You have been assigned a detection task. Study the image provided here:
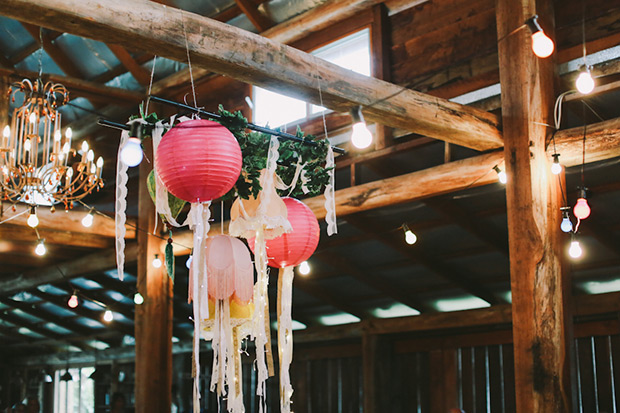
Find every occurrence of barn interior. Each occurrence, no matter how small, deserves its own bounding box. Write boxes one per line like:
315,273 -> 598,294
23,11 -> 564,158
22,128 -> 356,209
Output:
0,0 -> 620,411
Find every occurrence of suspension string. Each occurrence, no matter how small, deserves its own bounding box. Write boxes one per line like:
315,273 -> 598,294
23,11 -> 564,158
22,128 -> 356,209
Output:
145,56 -> 158,115
313,57 -> 329,140
38,28 -> 44,80
180,11 -> 197,109
581,102 -> 586,187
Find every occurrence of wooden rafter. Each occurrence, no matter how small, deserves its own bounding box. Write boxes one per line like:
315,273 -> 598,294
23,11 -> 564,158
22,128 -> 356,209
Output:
106,44 -> 152,86
345,215 -> 506,305
0,244 -> 138,295
234,0 -> 272,31
0,0 -> 502,151
0,224 -> 113,249
316,251 -> 435,313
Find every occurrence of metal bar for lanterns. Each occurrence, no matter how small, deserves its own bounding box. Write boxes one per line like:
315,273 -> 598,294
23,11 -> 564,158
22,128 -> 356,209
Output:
97,96 -> 346,154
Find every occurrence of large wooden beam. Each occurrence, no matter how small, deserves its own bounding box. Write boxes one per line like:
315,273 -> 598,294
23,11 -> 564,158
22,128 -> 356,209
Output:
496,0 -> 573,411
0,0 -> 503,151
0,206 -> 136,238
0,224 -> 113,249
0,67 -> 144,103
134,136 -> 172,413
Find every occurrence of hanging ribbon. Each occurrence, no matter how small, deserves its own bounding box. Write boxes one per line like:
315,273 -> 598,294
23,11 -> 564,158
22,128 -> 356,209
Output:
188,201 -> 211,413
324,145 -> 338,236
115,130 -> 129,281
277,266 -> 295,413
252,227 -> 270,413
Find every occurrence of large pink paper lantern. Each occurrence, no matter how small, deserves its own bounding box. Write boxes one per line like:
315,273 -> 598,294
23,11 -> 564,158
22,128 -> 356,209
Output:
155,119 -> 242,203
250,197 -> 320,268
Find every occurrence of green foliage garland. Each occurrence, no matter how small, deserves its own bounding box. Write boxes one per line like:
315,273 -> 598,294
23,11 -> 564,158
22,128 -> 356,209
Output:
135,106 -> 332,205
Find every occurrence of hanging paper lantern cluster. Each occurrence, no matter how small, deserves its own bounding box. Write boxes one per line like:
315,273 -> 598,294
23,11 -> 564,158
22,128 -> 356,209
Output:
155,119 -> 242,203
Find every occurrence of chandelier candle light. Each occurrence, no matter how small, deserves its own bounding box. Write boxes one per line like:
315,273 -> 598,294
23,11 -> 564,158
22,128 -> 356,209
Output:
1,79 -> 103,208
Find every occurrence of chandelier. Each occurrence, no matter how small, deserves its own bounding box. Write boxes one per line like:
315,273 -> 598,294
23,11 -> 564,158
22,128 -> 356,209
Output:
1,78 -> 104,208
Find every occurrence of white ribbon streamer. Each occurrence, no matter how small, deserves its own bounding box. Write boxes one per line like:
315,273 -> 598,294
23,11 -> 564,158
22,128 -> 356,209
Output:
278,266 -> 295,413
115,130 -> 129,281
324,145 -> 338,236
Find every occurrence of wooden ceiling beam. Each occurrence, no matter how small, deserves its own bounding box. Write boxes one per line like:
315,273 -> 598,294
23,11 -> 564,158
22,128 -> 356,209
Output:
345,215 -> 506,306
316,251 -> 435,313
0,224 -> 113,249
0,296 -> 113,342
0,0 -> 502,151
293,276 -> 374,320
0,243 -> 138,295
0,205 -> 136,238
30,289 -> 135,337
6,30 -> 62,65
234,0 -> 272,31
0,67 -> 144,103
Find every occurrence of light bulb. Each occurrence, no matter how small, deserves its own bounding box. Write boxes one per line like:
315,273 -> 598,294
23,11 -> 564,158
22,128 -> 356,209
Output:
152,255 -> 162,268
54,130 -> 62,141
24,139 -> 31,152
2,125 -> 9,138
186,255 -> 193,269
573,198 -> 591,220
29,112 -> 37,124
82,211 -> 94,228
551,154 -> 562,175
96,157 -> 104,168
62,142 -> 70,154
65,127 -> 72,139
351,122 -> 373,149
90,164 -> 96,174
87,149 -> 94,162
120,137 -> 143,167
493,166 -> 507,184
568,240 -> 582,258
531,31 -> 554,58
68,294 -> 79,309
27,211 -> 39,228
103,309 -> 114,322
81,141 -> 89,153
405,229 -> 417,245
133,292 -> 144,305
66,168 -> 73,179
576,70 -> 595,94
298,261 -> 310,275
560,216 -> 573,233
35,240 -> 46,256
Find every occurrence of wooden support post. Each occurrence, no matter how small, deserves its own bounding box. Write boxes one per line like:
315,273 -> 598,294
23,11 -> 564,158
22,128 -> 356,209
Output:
496,0 -> 574,411
362,333 -> 392,413
371,3 -> 392,150
429,349 -> 459,412
135,137 -> 173,413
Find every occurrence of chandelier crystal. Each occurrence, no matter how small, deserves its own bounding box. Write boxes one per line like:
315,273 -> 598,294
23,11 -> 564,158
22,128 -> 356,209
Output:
1,78 -> 103,207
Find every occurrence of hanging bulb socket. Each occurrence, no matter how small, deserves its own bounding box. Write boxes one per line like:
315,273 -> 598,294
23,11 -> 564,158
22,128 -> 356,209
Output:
402,223 -> 417,245
152,254 -> 162,268
568,236 -> 583,259
560,207 -> 573,233
27,206 -> 39,228
82,209 -> 95,228
35,239 -> 46,256
573,187 -> 591,220
67,293 -> 79,309
576,66 -> 595,95
493,166 -> 507,184
350,106 -> 373,149
526,15 -> 554,58
551,154 -> 562,175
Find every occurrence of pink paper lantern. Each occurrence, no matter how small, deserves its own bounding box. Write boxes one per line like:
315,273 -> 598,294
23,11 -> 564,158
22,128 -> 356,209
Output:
155,119 -> 242,203
249,197 -> 320,268
205,235 -> 254,303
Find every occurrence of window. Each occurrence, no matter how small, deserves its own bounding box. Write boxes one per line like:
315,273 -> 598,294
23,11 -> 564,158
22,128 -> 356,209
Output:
253,29 -> 371,128
54,367 -> 95,413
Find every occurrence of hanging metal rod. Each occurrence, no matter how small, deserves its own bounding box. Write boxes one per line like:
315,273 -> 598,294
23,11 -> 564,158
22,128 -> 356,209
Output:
97,95 -> 345,154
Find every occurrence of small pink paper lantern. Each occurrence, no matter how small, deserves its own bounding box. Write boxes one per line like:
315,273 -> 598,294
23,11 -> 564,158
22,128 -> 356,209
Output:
250,197 -> 320,268
155,119 -> 242,203
205,235 -> 254,303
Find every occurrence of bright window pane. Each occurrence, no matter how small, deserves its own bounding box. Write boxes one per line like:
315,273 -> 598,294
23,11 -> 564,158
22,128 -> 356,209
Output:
254,29 -> 370,126
253,87 -> 307,128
